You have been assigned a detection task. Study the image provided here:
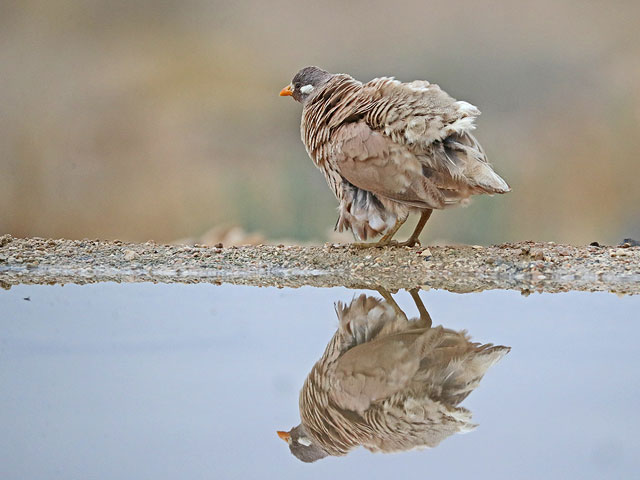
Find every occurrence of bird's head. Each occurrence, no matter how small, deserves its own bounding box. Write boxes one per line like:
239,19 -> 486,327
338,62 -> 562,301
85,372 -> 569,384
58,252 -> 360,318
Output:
276,424 -> 329,463
279,66 -> 333,104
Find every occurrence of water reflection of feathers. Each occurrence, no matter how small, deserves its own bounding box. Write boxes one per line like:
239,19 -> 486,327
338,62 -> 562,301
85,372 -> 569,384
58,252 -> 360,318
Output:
278,289 -> 510,463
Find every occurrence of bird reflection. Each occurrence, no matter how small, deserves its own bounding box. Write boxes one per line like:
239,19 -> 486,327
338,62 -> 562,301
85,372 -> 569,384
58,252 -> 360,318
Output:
277,288 -> 510,462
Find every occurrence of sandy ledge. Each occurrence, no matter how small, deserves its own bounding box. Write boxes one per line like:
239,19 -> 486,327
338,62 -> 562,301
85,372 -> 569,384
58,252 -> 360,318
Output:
0,235 -> 639,295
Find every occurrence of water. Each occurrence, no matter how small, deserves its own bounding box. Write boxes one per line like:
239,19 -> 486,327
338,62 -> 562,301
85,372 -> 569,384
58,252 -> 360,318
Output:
1,283 -> 639,479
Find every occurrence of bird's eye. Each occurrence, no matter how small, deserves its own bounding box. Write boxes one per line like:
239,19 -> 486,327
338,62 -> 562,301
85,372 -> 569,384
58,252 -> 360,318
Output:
297,436 -> 312,446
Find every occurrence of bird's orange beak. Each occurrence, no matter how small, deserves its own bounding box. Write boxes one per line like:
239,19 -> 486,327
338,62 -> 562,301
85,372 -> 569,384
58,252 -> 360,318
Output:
279,84 -> 293,97
277,430 -> 291,443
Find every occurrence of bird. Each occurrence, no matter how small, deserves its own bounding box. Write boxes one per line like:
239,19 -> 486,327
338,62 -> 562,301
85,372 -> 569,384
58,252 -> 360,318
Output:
280,66 -> 510,247
276,289 -> 510,462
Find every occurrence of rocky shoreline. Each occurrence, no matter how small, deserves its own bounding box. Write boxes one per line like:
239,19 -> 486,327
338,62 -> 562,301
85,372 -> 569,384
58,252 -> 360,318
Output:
1,235 -> 639,294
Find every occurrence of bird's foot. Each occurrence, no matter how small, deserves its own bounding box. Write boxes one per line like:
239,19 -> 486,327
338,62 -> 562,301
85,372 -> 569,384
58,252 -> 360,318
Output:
350,238 -> 421,248
399,239 -> 421,247
393,238 -> 421,248
350,241 -> 392,249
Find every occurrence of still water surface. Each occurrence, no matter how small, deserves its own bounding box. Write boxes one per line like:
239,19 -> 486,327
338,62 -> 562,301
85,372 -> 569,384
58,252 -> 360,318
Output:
1,284 -> 639,479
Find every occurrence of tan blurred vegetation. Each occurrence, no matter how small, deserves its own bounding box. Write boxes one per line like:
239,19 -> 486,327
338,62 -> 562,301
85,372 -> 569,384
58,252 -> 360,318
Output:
1,0 -> 639,245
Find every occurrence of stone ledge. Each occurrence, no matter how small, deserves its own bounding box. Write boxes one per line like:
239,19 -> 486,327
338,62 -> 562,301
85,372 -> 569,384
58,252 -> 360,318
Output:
1,235 -> 639,294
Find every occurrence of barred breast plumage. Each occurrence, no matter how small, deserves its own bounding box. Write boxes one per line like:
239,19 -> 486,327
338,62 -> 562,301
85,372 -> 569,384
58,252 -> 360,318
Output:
280,66 -> 510,246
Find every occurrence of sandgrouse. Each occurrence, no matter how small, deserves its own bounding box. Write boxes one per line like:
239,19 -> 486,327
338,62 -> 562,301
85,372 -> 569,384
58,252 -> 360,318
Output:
277,290 -> 510,462
280,67 -> 510,247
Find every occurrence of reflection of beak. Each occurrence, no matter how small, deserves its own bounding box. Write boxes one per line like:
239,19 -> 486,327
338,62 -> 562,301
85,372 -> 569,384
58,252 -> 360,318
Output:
277,430 -> 291,443
279,84 -> 293,97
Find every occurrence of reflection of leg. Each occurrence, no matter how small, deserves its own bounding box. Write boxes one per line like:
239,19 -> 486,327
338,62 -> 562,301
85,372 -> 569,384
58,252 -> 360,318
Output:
408,288 -> 432,328
396,210 -> 432,247
351,216 -> 407,248
375,287 -> 408,322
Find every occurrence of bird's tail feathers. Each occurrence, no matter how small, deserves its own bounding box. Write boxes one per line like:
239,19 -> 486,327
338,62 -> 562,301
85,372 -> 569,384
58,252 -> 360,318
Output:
335,295 -> 397,346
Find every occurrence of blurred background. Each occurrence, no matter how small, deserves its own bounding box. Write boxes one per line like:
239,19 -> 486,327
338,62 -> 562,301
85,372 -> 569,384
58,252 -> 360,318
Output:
1,0 -> 639,246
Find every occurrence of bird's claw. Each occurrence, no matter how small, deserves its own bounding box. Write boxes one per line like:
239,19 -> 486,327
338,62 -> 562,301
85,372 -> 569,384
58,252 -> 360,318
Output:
393,238 -> 421,248
350,241 -> 390,249
349,238 -> 421,248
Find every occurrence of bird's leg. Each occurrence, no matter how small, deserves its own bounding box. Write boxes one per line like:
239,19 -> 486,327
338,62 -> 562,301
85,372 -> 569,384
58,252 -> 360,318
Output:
395,209 -> 433,247
375,287 -> 409,322
408,288 -> 432,328
351,217 -> 407,248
